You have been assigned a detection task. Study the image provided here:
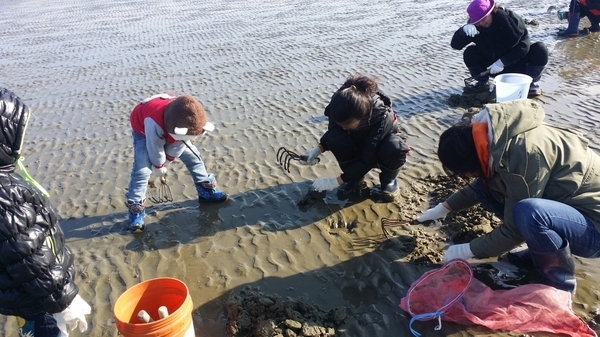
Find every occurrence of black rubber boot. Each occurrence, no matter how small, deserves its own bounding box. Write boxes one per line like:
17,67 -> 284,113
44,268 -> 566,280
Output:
338,179 -> 366,196
466,66 -> 490,92
337,160 -> 366,196
501,249 -> 535,269
379,167 -> 401,202
530,241 -> 576,292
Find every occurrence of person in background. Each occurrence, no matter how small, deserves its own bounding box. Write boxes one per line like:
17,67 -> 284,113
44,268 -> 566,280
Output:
0,88 -> 90,336
416,99 -> 600,292
451,0 -> 549,98
557,0 -> 600,36
126,94 -> 227,232
300,75 -> 410,202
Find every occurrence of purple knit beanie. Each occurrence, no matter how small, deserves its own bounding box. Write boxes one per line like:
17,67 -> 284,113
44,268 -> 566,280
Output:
467,0 -> 495,24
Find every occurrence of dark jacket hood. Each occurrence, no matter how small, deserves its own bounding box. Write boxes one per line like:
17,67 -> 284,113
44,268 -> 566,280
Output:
0,88 -> 30,168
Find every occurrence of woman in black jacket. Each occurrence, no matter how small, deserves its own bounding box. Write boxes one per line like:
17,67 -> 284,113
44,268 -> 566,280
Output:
451,0 -> 549,97
300,75 -> 409,202
0,88 -> 88,336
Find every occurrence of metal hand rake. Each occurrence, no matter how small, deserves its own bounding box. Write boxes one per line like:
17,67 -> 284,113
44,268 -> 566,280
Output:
149,176 -> 173,203
381,218 -> 413,239
276,147 -> 320,173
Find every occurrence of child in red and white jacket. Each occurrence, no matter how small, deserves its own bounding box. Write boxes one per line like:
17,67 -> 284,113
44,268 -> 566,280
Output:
126,94 -> 227,232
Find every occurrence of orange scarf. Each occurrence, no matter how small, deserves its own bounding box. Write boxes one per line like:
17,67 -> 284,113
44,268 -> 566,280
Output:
472,122 -> 491,179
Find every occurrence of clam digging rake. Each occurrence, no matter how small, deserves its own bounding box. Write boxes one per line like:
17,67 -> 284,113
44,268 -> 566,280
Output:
381,218 -> 413,239
149,176 -> 173,203
276,146 -> 320,173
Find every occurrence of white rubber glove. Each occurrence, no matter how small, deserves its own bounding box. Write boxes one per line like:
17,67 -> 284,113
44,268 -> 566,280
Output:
444,243 -> 475,263
416,203 -> 450,222
53,294 -> 92,336
299,147 -> 322,166
312,177 -> 340,192
487,59 -> 504,75
152,165 -> 168,176
463,24 -> 479,37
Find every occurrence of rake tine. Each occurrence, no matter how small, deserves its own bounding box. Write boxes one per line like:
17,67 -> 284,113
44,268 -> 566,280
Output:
382,218 -> 393,239
276,147 -> 321,173
148,176 -> 173,204
285,153 -> 293,173
277,147 -> 293,173
165,185 -> 173,202
157,183 -> 164,203
157,176 -> 173,203
277,147 -> 292,173
148,178 -> 159,203
161,176 -> 173,202
276,147 -> 287,166
381,218 -> 411,239
276,147 -> 283,164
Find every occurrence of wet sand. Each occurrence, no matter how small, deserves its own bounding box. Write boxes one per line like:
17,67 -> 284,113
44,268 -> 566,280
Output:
1,0 -> 600,336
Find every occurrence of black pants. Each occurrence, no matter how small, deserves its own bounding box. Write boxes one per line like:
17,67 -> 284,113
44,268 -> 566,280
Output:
18,313 -> 60,337
324,127 -> 408,181
571,0 -> 600,26
463,41 -> 549,73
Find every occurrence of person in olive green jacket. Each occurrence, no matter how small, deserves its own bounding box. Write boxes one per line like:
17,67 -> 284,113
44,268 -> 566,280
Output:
417,99 -> 600,292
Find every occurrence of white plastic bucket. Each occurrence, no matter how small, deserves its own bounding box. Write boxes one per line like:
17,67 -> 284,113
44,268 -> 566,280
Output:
494,73 -> 532,103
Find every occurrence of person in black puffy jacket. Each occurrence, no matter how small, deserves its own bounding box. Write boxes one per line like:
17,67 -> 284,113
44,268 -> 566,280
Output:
298,75 -> 410,202
0,88 -> 89,336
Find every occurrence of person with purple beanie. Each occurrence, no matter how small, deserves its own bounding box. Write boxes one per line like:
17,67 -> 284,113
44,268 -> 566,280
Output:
450,0 -> 549,97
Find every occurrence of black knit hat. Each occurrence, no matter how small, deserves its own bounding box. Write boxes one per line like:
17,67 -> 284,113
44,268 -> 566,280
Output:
437,124 -> 482,177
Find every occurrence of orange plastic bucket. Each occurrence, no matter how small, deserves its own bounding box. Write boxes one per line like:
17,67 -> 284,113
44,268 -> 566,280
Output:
114,277 -> 195,337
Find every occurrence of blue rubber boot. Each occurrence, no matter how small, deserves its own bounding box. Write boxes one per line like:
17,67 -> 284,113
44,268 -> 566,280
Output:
196,174 -> 228,203
126,200 -> 146,233
558,11 -> 581,37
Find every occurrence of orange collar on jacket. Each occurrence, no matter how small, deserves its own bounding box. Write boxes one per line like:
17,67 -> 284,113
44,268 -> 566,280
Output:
472,122 -> 491,179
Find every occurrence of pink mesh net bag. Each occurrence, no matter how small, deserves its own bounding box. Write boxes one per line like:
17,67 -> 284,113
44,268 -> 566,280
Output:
399,259 -> 596,337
